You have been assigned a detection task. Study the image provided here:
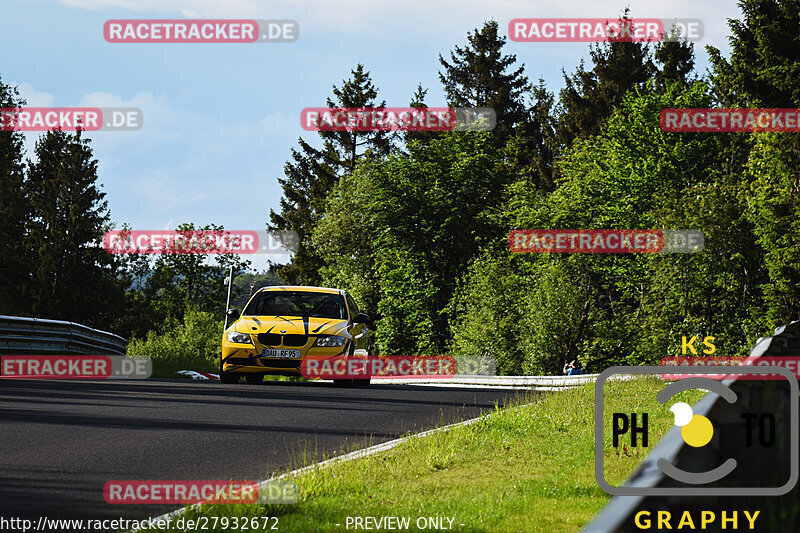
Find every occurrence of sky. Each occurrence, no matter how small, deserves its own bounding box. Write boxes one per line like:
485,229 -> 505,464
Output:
0,0 -> 741,270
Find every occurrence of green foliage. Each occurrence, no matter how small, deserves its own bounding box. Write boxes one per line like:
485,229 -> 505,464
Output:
450,256 -> 590,375
314,160 -> 382,317
707,0 -> 800,107
449,254 -> 528,374
519,260 -> 589,374
141,223 -> 251,327
654,37 -> 696,92
315,131 -> 509,355
126,307 -> 223,375
745,134 -> 800,326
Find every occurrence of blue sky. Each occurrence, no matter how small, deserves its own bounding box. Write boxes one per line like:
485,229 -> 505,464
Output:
1,0 -> 739,270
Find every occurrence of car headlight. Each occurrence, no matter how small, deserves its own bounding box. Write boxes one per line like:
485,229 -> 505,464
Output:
313,335 -> 345,347
226,331 -> 253,344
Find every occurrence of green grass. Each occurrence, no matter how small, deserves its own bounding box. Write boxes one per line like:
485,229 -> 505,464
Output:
135,377 -> 703,533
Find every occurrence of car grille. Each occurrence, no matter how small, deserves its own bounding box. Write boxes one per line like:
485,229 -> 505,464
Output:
257,333 -> 281,345
283,334 -> 307,346
256,333 -> 308,346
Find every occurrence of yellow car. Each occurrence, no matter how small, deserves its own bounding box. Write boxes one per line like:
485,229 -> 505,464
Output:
220,285 -> 374,386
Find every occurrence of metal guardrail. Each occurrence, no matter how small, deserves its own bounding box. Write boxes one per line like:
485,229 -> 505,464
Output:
370,374 -> 600,387
584,320 -> 800,532
0,315 -> 127,355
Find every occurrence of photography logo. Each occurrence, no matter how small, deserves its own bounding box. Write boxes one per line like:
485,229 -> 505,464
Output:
595,366 -> 798,496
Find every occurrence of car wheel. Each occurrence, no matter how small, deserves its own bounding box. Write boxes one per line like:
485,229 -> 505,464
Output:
245,374 -> 263,384
219,359 -> 240,384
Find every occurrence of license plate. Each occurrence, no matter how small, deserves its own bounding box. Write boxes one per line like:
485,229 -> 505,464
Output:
262,348 -> 301,359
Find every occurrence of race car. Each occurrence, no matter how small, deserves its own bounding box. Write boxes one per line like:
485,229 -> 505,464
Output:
220,285 -> 374,386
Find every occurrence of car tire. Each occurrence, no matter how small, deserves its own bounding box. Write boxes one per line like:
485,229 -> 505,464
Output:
245,374 -> 263,385
219,360 -> 240,384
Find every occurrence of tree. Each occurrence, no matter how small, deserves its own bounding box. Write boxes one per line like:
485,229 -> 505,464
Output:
143,223 -> 251,326
322,64 -> 392,172
706,0 -> 800,327
23,128 -> 123,326
707,0 -> 800,107
269,64 -> 390,285
313,161 -> 383,318
654,34 -> 696,91
316,131 -> 509,354
268,142 -> 338,284
404,83 -> 436,146
557,11 -> 656,146
502,80 -> 557,192
745,134 -> 800,327
0,78 -> 30,314
439,20 -> 530,148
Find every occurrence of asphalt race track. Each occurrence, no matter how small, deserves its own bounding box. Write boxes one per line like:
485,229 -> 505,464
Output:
0,379 -> 523,521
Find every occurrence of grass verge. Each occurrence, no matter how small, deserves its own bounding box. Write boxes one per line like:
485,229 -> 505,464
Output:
136,377 -> 702,532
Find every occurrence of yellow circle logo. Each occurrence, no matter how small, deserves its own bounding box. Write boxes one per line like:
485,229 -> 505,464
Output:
670,402 -> 714,447
680,415 -> 714,447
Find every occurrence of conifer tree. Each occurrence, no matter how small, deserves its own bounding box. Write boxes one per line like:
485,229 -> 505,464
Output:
439,20 -> 530,148
269,65 -> 390,285
0,78 -> 30,314
24,128 -> 122,325
557,11 -> 656,146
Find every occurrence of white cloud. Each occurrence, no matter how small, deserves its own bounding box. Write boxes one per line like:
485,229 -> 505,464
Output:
59,0 -> 738,49
15,82 -> 55,106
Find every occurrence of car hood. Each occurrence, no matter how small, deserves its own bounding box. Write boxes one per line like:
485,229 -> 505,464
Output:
235,316 -> 350,336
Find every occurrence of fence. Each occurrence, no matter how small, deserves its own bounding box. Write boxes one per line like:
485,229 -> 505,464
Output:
0,315 -> 127,356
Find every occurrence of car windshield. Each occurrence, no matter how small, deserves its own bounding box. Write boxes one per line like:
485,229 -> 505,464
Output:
243,291 -> 347,319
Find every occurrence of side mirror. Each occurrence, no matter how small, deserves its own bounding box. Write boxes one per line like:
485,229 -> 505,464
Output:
226,308 -> 240,319
352,313 -> 371,325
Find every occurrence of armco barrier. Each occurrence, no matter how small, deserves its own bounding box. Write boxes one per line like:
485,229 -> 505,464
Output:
371,374 -> 599,387
583,320 -> 800,532
0,315 -> 126,356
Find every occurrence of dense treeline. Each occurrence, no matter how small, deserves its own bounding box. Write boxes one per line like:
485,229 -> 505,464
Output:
271,3 -> 800,374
